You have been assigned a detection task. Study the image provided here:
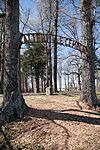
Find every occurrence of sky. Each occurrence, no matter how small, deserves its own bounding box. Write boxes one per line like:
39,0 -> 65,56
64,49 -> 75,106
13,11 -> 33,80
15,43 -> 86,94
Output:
20,0 -> 37,19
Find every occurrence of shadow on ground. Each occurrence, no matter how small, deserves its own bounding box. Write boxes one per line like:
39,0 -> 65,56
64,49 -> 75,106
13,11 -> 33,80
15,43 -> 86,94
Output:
25,107 -> 100,125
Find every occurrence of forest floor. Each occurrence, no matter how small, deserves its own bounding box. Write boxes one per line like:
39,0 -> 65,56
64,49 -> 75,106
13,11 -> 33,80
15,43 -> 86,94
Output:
0,92 -> 100,150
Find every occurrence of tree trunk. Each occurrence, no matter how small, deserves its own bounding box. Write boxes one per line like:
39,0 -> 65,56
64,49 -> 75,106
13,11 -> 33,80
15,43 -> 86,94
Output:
41,77 -> 44,93
1,0 -> 27,122
30,66 -> 34,93
67,75 -> 70,91
0,19 -> 3,93
45,44 -> 50,95
96,72 -> 100,91
44,77 -> 46,92
21,71 -> 24,93
31,75 -> 34,93
59,76 -> 62,92
25,76 -> 28,93
77,73 -> 81,91
64,74 -> 67,91
35,69 -> 40,93
48,0 -> 53,94
48,43 -> 53,94
0,18 -> 5,94
54,0 -> 59,93
80,0 -> 97,106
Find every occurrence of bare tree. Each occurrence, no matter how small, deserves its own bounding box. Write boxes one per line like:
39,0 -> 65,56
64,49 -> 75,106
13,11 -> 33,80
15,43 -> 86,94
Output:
80,0 -> 98,107
1,0 -> 27,122
0,0 -> 5,94
53,0 -> 59,93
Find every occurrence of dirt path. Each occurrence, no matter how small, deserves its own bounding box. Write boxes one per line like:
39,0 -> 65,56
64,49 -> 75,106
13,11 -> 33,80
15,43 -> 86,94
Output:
0,94 -> 100,150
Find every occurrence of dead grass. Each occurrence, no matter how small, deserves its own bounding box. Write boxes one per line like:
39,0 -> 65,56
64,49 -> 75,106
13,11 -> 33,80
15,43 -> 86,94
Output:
0,94 -> 100,150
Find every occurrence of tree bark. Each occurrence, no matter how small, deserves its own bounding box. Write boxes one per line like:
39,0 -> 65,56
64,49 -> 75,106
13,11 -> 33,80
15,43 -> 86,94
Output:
80,0 -> 97,106
0,19 -> 3,93
67,75 -> 70,91
59,76 -> 62,92
31,75 -> 34,93
48,43 -> 53,94
77,73 -> 81,91
0,18 -> 5,94
21,71 -> 24,93
64,74 -> 67,91
25,75 -> 28,93
30,65 -> 34,93
54,0 -> 59,93
35,69 -> 40,93
48,0 -> 53,94
1,0 -> 27,122
46,44 -> 50,95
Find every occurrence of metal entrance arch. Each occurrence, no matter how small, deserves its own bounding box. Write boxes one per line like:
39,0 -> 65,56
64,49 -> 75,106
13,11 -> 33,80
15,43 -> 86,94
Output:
21,33 -> 88,55
21,33 -> 88,94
